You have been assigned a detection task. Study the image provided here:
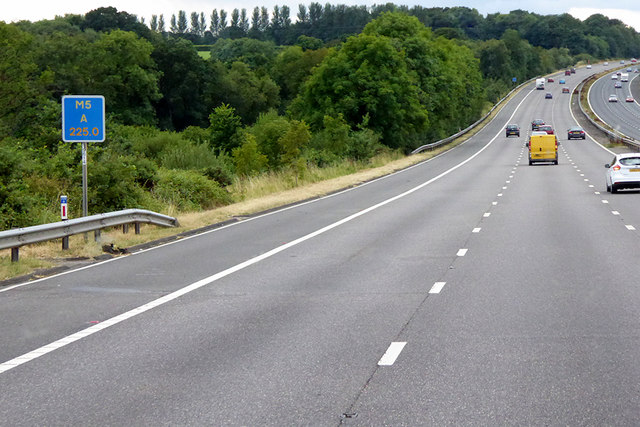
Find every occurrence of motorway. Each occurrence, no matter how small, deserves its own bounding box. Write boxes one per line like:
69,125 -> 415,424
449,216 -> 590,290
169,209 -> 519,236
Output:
588,63 -> 640,139
3,65 -> 640,425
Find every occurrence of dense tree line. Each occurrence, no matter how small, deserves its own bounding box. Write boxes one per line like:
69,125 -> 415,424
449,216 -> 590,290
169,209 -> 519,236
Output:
2,5 -> 640,230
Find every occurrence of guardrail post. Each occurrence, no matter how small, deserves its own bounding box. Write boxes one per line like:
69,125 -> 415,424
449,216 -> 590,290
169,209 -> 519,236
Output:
11,247 -> 19,262
134,222 -> 141,234
94,229 -> 101,242
123,224 -> 129,234
62,236 -> 69,250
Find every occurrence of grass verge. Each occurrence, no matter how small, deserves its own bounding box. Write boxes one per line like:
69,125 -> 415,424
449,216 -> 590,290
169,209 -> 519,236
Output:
0,88 -> 515,283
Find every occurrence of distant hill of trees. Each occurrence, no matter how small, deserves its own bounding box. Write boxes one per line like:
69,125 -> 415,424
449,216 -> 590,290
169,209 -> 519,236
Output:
1,5 -> 639,230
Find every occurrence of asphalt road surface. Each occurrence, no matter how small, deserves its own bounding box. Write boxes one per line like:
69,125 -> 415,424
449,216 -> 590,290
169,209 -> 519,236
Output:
3,67 -> 640,425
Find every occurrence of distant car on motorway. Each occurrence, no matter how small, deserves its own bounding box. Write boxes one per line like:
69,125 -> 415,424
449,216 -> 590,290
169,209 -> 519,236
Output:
615,81 -> 622,88
545,92 -> 553,99
531,119 -> 545,130
611,74 -> 618,80
505,124 -> 520,137
627,68 -> 633,72
606,153 -> 640,193
562,87 -> 570,94
604,61 -> 609,66
586,64 -> 592,69
547,78 -> 554,82
626,96 -> 635,103
570,68 -> 576,74
568,126 -> 586,140
538,124 -> 554,134
559,79 -> 566,84
564,70 -> 571,76
609,94 -> 618,102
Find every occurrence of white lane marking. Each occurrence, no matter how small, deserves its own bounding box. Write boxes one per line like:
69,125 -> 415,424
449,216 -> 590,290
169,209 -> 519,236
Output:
472,228 -> 481,233
574,166 -> 578,168
626,225 -> 636,230
492,201 -> 498,205
584,179 -> 589,182
502,186 -> 507,190
612,211 -> 620,215
484,213 -> 491,217
506,180 -> 511,183
429,282 -> 446,294
580,174 -> 585,176
0,90 -> 539,374
595,192 -> 601,195
457,249 -> 468,257
378,342 -> 407,366
589,185 -> 595,188
602,200 -> 609,204
497,193 -> 503,197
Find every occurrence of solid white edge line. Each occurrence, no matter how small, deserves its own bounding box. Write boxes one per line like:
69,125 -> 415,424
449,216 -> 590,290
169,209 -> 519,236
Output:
378,342 -> 407,366
0,81 -> 537,375
429,282 -> 446,294
2,85 -> 533,295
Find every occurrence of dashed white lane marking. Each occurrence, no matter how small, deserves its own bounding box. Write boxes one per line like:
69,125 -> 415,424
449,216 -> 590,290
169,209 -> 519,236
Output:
626,225 -> 636,230
506,180 -> 511,183
378,342 -> 407,366
492,201 -> 498,205
473,228 -> 481,233
457,249 -> 468,257
574,166 -> 578,168
0,87 -> 544,375
429,282 -> 447,294
612,211 -> 620,215
502,186 -> 507,190
584,179 -> 589,182
602,200 -> 609,204
595,192 -> 601,195
497,193 -> 503,197
484,213 -> 491,217
589,185 -> 594,188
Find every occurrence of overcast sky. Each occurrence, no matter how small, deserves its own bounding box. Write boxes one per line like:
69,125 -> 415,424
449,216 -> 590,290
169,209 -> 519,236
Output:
3,1 -> 640,32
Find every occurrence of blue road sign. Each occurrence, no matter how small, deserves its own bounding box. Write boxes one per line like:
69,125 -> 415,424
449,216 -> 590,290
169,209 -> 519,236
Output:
512,77 -> 517,83
62,95 -> 105,142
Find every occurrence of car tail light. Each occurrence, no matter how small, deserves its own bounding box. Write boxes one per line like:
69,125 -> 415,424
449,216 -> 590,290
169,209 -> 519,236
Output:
613,165 -> 621,171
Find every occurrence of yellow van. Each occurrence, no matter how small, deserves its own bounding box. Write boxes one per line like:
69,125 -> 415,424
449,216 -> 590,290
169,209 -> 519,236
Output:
528,133 -> 558,165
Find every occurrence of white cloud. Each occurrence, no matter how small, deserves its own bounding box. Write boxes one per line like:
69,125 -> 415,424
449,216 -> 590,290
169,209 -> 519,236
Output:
569,7 -> 640,32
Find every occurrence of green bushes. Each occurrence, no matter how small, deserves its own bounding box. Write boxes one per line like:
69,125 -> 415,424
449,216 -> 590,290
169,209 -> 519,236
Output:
153,169 -> 231,211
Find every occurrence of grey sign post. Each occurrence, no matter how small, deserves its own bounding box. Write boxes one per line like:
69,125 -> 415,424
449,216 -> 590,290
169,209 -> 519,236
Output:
61,95 -> 105,219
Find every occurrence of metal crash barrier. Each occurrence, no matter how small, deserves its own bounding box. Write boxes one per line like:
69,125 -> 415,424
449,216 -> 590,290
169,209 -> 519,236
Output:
0,209 -> 179,262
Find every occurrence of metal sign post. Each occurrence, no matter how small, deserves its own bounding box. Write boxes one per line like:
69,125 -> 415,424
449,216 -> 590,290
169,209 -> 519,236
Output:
61,95 -> 105,220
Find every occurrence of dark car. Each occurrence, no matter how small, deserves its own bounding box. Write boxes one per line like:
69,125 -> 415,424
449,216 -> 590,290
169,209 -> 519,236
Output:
538,124 -> 554,135
505,124 -> 520,137
568,126 -> 586,140
545,92 -> 553,99
531,119 -> 545,130
570,68 -> 576,74
562,87 -> 570,93
565,70 -> 571,76
547,78 -> 555,83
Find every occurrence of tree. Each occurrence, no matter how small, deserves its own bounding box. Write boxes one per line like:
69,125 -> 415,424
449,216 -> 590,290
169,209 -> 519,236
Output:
158,14 -> 165,32
291,31 -> 427,150
152,37 -> 211,130
88,30 -> 161,125
177,10 -> 188,33
208,103 -> 243,152
210,9 -> 220,36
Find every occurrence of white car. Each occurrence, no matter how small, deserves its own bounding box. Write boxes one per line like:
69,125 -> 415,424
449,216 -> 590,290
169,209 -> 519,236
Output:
609,94 -> 618,102
606,154 -> 640,193
587,64 -> 592,69
604,61 -> 609,66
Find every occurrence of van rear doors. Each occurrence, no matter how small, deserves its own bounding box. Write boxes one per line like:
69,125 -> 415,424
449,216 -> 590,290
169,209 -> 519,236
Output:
528,134 -> 558,165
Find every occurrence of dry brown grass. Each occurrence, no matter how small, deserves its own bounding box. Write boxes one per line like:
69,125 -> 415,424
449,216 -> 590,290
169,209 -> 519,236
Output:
0,89 -> 514,282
